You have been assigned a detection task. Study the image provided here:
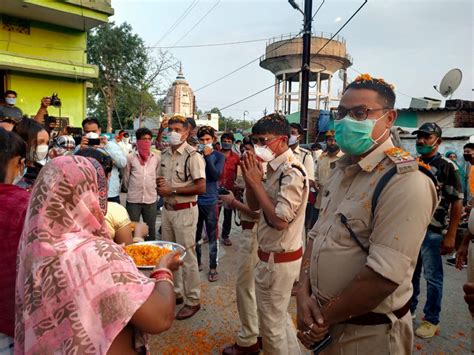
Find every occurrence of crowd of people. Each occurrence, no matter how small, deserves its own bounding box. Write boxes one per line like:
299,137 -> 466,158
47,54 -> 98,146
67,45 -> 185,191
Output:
1,73 -> 474,355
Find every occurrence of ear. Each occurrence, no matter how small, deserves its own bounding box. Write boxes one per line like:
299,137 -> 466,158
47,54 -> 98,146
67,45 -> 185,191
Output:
386,109 -> 397,127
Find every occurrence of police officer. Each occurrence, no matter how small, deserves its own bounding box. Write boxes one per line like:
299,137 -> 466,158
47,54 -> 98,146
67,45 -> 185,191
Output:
242,113 -> 308,354
314,143 -> 343,210
157,115 -> 206,320
222,137 -> 262,354
296,75 -> 438,354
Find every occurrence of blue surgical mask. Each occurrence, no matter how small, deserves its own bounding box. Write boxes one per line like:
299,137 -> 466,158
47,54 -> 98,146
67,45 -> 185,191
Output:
221,142 -> 233,150
198,143 -> 213,151
334,113 -> 388,156
5,97 -> 16,105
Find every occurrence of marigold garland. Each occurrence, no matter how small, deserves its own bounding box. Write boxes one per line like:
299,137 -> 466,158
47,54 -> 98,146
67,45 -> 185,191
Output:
416,158 -> 432,171
354,73 -> 396,90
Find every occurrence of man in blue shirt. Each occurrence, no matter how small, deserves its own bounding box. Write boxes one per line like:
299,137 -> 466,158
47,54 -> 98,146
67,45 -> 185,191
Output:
196,126 -> 225,282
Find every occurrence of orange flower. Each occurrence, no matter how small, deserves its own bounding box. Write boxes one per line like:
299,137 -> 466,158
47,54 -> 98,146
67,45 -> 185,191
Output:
124,244 -> 171,266
416,158 -> 432,171
385,147 -> 411,160
354,73 -> 373,82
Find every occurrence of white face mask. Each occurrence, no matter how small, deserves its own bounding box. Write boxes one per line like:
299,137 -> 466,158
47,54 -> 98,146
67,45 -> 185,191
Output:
254,145 -> 275,162
35,144 -> 49,162
5,97 -> 16,105
167,131 -> 184,146
289,134 -> 299,146
123,137 -> 130,144
12,161 -> 25,185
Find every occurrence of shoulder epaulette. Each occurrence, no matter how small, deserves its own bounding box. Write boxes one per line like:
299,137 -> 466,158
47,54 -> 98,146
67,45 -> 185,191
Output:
384,147 -> 418,174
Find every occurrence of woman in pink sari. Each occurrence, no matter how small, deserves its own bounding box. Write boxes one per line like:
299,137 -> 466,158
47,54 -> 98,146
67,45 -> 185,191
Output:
15,156 -> 181,355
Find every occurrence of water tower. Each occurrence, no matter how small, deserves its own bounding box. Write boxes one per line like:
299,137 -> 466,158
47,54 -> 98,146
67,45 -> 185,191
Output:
260,32 -> 352,114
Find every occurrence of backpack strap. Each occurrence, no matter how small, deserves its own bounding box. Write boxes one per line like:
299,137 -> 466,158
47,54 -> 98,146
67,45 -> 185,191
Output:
346,162 -> 439,254
371,165 -> 439,216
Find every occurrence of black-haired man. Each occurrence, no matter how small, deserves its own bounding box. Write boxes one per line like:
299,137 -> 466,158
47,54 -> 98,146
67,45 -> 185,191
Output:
78,117 -> 126,204
196,126 -> 225,282
297,75 -> 438,353
219,132 -> 240,246
123,128 -> 160,240
242,113 -> 308,354
0,90 -> 23,131
157,115 -> 206,320
410,122 -> 463,338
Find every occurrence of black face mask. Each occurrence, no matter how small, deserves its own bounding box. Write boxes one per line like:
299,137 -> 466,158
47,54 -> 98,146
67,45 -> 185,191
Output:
463,153 -> 472,162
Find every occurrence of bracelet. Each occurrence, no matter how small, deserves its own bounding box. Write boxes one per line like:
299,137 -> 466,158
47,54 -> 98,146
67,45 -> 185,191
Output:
151,267 -> 173,277
155,277 -> 174,287
150,270 -> 173,281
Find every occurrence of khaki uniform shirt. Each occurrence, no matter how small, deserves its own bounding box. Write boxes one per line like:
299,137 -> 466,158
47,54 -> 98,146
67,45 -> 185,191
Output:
315,151 -> 344,208
158,142 -> 206,204
293,145 -> 315,182
257,149 -> 309,253
309,138 -> 438,314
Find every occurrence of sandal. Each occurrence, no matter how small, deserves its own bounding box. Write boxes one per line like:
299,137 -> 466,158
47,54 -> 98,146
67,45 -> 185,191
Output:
208,270 -> 219,282
222,238 -> 232,246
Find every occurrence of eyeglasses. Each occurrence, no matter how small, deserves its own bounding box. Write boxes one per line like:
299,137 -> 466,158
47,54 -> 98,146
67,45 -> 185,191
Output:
331,106 -> 390,121
250,136 -> 281,146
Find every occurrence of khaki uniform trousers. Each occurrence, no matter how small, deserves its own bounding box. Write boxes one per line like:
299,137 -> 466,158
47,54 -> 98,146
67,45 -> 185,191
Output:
321,312 -> 413,355
236,225 -> 259,347
468,242 -> 474,352
161,205 -> 200,306
255,257 -> 301,355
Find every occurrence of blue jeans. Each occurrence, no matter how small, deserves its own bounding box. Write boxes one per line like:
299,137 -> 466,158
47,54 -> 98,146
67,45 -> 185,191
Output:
411,229 -> 443,325
196,204 -> 219,269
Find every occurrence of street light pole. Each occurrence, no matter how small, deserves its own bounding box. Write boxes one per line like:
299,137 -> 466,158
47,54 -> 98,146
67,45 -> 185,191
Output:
299,0 -> 313,144
243,110 -> 249,128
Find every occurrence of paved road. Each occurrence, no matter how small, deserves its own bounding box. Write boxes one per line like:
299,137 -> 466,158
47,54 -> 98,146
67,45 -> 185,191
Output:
147,210 -> 471,354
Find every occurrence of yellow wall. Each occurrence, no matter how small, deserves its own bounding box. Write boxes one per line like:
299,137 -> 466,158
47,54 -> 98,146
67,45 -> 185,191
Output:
0,20 -> 87,64
8,72 -> 86,127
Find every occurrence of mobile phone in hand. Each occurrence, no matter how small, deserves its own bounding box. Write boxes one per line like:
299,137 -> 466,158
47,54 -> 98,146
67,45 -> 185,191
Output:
311,335 -> 332,354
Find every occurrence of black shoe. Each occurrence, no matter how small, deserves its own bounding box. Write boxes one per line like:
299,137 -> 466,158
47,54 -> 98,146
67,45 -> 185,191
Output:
446,257 -> 456,267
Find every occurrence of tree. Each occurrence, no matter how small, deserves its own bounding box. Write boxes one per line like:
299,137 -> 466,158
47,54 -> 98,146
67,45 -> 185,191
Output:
87,22 -> 175,132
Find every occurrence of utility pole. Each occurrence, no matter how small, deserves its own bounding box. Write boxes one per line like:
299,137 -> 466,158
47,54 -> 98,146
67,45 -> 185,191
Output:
299,0 -> 313,144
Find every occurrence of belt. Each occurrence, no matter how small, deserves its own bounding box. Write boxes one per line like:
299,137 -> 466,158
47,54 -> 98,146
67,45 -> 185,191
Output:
257,247 -> 303,263
164,201 -> 197,211
241,221 -> 256,230
343,300 -> 411,326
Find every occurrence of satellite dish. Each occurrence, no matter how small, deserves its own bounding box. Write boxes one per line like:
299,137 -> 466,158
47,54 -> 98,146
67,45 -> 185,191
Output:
434,68 -> 462,98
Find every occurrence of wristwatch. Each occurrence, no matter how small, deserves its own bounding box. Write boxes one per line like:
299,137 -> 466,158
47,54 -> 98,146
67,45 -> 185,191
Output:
171,190 -> 177,197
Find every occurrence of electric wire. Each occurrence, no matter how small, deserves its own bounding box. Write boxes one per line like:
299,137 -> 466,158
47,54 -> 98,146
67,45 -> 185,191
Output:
217,0 -> 368,112
147,36 -> 282,49
311,0 -> 326,21
152,0 -> 199,47
172,0 -> 221,47
194,31 -> 303,93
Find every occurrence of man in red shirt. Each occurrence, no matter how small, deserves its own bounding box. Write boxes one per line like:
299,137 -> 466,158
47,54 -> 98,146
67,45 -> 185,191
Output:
219,132 -> 240,246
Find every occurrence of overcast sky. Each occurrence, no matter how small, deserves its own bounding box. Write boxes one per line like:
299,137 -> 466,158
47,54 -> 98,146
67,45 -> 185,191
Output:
111,0 -> 473,121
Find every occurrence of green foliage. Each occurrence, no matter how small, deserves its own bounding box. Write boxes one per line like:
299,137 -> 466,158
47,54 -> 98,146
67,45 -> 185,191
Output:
87,21 -> 164,131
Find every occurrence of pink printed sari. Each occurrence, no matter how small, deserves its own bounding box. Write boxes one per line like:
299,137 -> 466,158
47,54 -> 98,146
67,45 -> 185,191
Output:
14,156 -> 155,355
